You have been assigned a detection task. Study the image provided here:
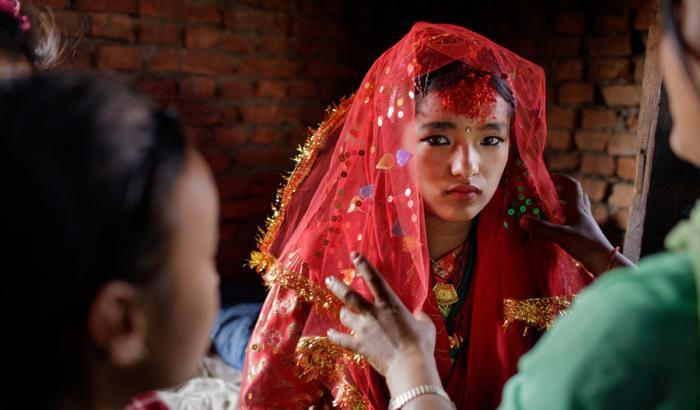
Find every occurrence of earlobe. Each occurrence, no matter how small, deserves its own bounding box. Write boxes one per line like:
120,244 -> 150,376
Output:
87,281 -> 150,367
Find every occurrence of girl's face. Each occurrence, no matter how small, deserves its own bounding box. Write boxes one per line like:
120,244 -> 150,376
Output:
661,0 -> 700,166
144,150 -> 220,386
415,91 -> 511,223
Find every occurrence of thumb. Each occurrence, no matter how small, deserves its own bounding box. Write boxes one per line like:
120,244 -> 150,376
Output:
519,215 -> 571,242
413,310 -> 432,323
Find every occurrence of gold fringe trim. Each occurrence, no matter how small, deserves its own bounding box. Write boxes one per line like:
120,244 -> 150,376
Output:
251,95 -> 356,271
296,336 -> 369,410
503,295 -> 575,336
263,258 -> 343,318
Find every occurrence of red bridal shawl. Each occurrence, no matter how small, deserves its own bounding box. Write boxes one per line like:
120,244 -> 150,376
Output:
240,22 -> 592,410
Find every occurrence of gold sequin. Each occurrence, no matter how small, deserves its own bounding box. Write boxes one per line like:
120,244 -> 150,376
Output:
503,295 -> 575,335
295,336 -> 369,410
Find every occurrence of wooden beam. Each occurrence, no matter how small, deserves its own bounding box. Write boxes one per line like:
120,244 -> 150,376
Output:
623,0 -> 662,262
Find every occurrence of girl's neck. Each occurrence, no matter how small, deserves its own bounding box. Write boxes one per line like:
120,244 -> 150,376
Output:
425,213 -> 473,260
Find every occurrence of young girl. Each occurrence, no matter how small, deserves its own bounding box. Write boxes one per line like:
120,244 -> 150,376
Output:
240,23 -> 611,409
0,72 -> 220,409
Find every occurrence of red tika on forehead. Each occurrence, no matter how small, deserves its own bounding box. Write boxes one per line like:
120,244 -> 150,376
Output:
437,74 -> 496,118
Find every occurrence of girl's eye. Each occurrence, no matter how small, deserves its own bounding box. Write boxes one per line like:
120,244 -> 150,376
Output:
481,136 -> 505,146
420,135 -> 450,146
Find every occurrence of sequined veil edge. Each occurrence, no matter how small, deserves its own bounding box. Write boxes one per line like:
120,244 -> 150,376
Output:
247,94 -> 370,409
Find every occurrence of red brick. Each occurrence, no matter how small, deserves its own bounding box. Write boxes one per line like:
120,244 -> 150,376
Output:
212,125 -> 249,146
581,178 -> 608,202
289,80 -> 316,98
634,0 -> 655,30
225,8 -> 288,33
180,77 -> 216,98
588,36 -> 632,56
556,59 -> 584,81
236,146 -> 293,167
608,133 -> 638,155
615,208 -> 630,229
594,13 -> 630,34
251,127 -> 287,144
547,106 -> 577,128
239,57 -> 301,77
140,21 -> 180,45
96,45 -> 142,70
140,0 -> 182,19
220,79 -> 255,98
138,78 -> 177,100
581,154 -> 616,176
558,83 -> 594,104
239,104 -> 304,125
221,199 -> 272,219
90,13 -> 134,41
555,13 -> 586,34
182,51 -> 235,75
217,175 -> 248,198
633,56 -> 646,82
182,103 -> 222,125
542,37 -> 581,57
184,1 -> 222,24
44,0 -> 70,7
67,49 -> 92,69
602,85 -> 642,106
54,10 -> 85,39
616,157 -> 637,180
592,203 -> 610,225
202,149 -> 231,174
249,170 -> 285,195
546,129 -> 572,150
258,34 -> 289,53
589,58 -> 631,81
185,26 -> 223,49
149,49 -> 180,72
581,109 -> 617,129
546,152 -> 579,172
256,79 -> 288,98
574,130 -> 610,151
76,0 -> 138,13
609,183 -> 634,207
183,125 -> 209,147
223,33 -> 253,53
626,113 -> 639,132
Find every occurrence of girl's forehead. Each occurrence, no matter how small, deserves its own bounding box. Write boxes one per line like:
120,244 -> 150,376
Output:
416,92 -> 510,123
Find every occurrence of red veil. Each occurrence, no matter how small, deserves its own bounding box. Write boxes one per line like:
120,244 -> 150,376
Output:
240,22 -> 592,409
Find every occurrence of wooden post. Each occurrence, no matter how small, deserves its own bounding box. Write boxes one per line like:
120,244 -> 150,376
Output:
623,1 -> 662,262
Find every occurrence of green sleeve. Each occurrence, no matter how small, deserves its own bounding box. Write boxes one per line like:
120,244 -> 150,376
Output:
498,252 -> 699,410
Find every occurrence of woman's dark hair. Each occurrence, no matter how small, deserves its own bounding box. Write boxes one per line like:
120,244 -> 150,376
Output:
415,60 -> 516,111
0,2 -> 63,68
0,72 -> 186,408
662,0 -> 700,100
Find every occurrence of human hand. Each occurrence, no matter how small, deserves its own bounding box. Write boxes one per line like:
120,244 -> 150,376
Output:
324,252 -> 441,396
519,174 -> 634,275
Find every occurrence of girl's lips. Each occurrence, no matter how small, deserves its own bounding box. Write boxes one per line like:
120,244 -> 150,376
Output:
444,184 -> 482,200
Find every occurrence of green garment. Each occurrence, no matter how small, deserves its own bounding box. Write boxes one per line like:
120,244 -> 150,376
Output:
499,202 -> 700,410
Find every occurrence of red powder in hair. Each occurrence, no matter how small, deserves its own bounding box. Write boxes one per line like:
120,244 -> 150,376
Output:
437,73 -> 496,118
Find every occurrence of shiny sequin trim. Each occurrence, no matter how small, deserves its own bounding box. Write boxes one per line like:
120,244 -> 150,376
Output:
251,95 -> 355,270
502,295 -> 575,336
296,336 -> 369,410
262,256 -> 343,319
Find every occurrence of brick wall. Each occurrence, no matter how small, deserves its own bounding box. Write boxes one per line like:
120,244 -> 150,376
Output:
45,0 -> 653,281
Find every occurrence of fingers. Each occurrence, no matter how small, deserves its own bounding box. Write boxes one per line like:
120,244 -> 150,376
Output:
351,252 -> 402,308
519,215 -> 571,242
325,275 -> 373,312
327,328 -> 356,351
